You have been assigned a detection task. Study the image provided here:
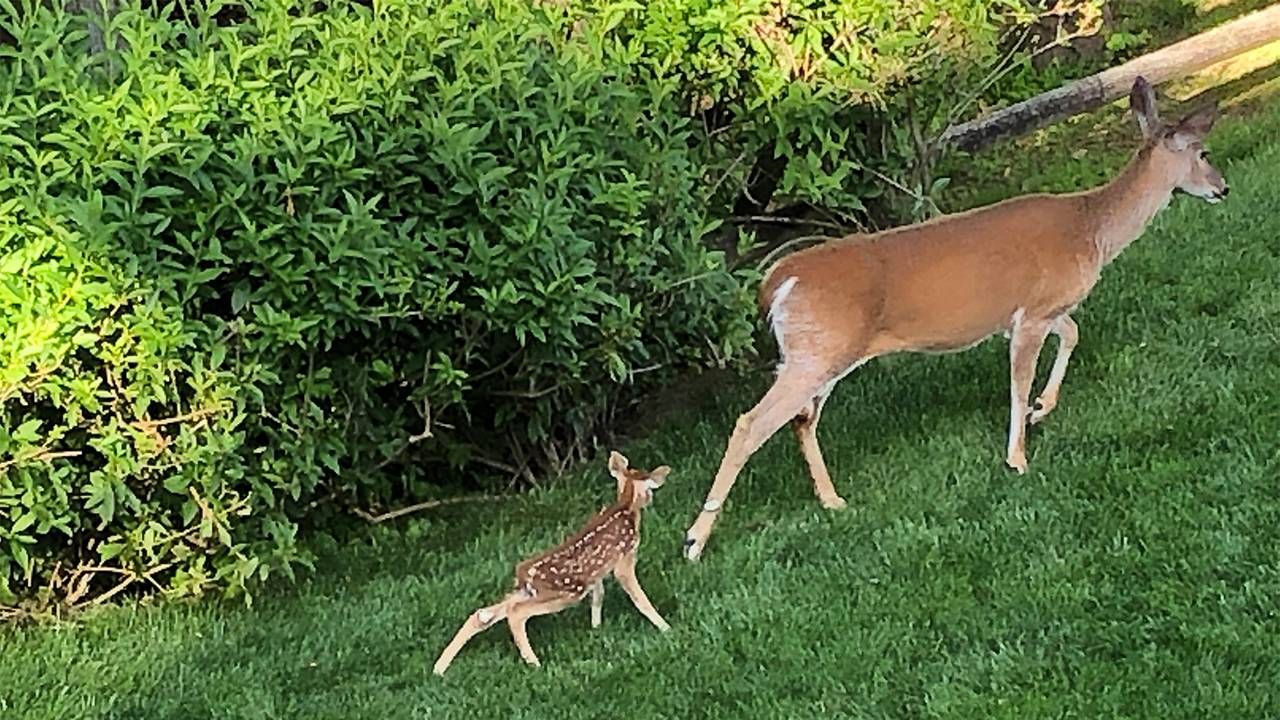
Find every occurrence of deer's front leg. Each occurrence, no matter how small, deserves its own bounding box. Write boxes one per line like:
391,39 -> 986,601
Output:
1007,315 -> 1051,474
614,553 -> 670,632
589,580 -> 604,629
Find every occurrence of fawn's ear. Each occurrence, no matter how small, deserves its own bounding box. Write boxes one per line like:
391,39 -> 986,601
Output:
645,466 -> 671,490
608,451 -> 629,477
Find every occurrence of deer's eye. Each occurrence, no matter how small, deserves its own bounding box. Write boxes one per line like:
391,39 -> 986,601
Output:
1199,150 -> 1210,160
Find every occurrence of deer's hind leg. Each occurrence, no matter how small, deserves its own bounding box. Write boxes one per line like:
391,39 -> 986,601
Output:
589,580 -> 604,628
433,592 -> 521,676
791,381 -> 849,510
507,592 -> 579,668
1030,315 -> 1079,425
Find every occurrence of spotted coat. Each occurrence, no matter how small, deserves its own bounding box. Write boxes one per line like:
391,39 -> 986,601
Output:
513,503 -> 641,599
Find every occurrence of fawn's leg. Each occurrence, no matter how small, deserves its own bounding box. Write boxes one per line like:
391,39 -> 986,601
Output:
433,593 -> 519,676
1006,314 -> 1051,473
614,552 -> 670,632
791,384 -> 848,509
589,580 -> 604,629
685,363 -> 828,561
1030,315 -> 1079,425
507,594 -> 578,668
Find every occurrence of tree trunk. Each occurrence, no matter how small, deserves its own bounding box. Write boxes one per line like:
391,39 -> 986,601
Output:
940,3 -> 1280,153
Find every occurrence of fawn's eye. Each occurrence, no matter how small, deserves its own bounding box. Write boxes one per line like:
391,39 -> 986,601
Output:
1199,150 -> 1210,160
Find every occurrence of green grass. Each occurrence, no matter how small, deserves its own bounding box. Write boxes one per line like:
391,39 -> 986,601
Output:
7,96 -> 1280,720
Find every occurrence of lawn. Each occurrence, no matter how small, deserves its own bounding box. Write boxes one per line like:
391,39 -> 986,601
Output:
5,86 -> 1280,720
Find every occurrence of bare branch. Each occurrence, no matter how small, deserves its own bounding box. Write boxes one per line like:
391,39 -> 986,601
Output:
728,215 -> 851,233
354,495 -> 510,524
0,448 -> 82,473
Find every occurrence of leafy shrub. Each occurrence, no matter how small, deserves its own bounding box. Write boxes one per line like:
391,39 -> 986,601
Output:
0,0 -> 1052,606
0,0 -> 760,605
577,0 -> 1039,220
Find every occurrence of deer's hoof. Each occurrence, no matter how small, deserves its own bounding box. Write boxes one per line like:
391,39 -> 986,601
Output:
1029,398 -> 1056,425
1005,453 -> 1028,475
683,535 -> 703,562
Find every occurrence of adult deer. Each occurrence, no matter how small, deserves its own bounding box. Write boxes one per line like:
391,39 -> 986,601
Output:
683,76 -> 1227,561
434,452 -> 671,674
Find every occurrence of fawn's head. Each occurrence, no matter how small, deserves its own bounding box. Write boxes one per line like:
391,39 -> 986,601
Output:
608,451 -> 670,510
1130,76 -> 1228,203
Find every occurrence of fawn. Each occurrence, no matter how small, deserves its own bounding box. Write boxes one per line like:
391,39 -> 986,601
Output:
683,76 -> 1228,561
433,451 -> 671,674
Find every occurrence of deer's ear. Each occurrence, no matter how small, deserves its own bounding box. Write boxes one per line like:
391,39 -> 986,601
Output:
1130,76 -> 1160,140
1170,103 -> 1218,145
608,451 -> 629,477
645,466 -> 671,489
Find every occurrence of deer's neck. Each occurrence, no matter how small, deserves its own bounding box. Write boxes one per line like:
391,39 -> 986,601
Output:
1089,148 -> 1174,264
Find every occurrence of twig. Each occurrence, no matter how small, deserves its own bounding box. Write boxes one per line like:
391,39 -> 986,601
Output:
489,384 -> 565,400
628,363 -> 666,379
667,272 -> 716,291
0,362 -> 63,405
864,166 -> 931,205
74,565 -> 132,576
755,234 -> 839,271
74,562 -> 174,609
372,398 -> 436,471
130,406 -> 220,430
0,449 -> 82,473
727,215 -> 851,232
469,350 -> 523,383
471,455 -> 522,475
353,495 -> 510,524
708,149 -> 751,200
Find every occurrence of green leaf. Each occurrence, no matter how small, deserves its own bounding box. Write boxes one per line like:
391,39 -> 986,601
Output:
11,512 -> 35,534
232,284 -> 251,314
99,542 -> 126,561
86,476 -> 116,524
13,419 -> 39,444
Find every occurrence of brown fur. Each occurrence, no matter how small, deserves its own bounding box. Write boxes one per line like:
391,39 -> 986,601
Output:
683,77 -> 1228,562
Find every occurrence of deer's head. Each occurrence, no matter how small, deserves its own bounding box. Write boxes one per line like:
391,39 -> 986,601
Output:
1130,76 -> 1228,203
608,451 -> 670,509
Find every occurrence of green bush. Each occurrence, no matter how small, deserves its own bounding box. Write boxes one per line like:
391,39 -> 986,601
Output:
0,0 -> 762,604
0,0 -> 1041,605
582,0 -> 1035,219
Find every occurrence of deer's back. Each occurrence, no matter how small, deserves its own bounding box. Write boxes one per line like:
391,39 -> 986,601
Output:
514,507 -> 639,597
761,194 -> 1100,358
